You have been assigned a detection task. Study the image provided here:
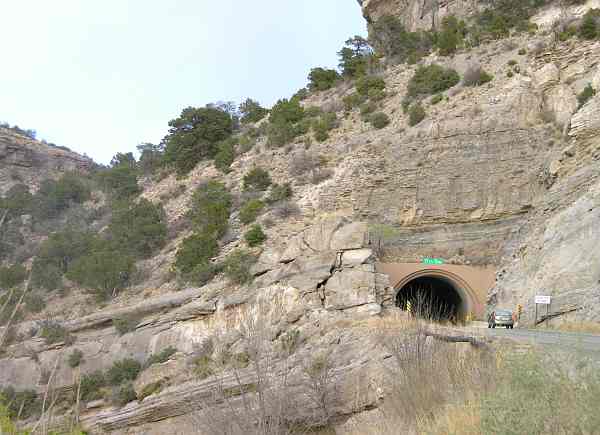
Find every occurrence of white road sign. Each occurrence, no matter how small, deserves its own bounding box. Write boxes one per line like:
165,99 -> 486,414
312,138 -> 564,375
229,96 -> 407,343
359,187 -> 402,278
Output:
535,295 -> 552,305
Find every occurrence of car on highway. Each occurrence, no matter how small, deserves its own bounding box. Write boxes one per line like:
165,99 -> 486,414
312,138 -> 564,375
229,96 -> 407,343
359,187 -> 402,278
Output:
488,309 -> 515,329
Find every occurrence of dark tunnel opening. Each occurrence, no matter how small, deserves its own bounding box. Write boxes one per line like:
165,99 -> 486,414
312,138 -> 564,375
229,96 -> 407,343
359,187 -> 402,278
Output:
396,276 -> 465,322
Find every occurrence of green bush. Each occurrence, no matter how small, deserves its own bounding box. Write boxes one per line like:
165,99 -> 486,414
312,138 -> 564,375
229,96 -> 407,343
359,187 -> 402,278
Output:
112,383 -> 137,407
304,106 -> 323,118
558,25 -> 578,41
437,16 -> 466,56
188,261 -> 220,286
193,355 -> 214,379
407,64 -> 460,98
39,320 -> 72,345
313,113 -> 337,142
223,250 -> 257,285
113,316 -> 140,335
188,181 -> 232,239
24,292 -> 45,313
80,370 -> 106,402
356,75 -> 386,97
267,120 -> 297,147
408,103 -> 426,126
1,387 -> 39,419
462,66 -> 493,86
480,352 -> 600,434
238,135 -> 256,154
30,230 -> 110,290
30,261 -> 62,291
66,249 -> 135,300
343,93 -> 367,111
579,10 -> 600,39
239,98 -> 269,124
231,352 -> 251,369
163,106 -> 234,175
136,142 -> 164,175
308,68 -> 341,92
32,230 -> 97,279
106,358 -> 141,385
244,224 -> 267,247
0,264 -> 27,288
369,15 -> 434,62
0,184 -> 32,221
239,200 -> 265,224
138,381 -> 163,401
145,346 -> 177,367
430,94 -> 443,105
0,290 -> 21,326
97,159 -> 140,200
214,138 -> 236,173
337,36 -> 373,78
243,167 -> 272,191
68,349 -> 84,368
269,98 -> 304,125
577,83 -> 596,108
108,199 -> 167,259
369,112 -> 391,129
34,173 -> 92,220
267,183 -> 293,204
474,0 -> 541,40
360,102 -> 377,120
174,233 -> 219,275
0,221 -> 25,261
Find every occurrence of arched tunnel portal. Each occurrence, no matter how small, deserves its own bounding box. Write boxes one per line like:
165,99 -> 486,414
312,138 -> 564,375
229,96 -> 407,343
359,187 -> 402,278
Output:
395,272 -> 473,321
376,264 -> 494,321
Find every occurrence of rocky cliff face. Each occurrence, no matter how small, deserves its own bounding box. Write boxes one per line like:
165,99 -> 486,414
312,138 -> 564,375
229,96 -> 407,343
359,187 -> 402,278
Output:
360,0 -> 481,30
0,128 -> 92,195
3,2 -> 600,433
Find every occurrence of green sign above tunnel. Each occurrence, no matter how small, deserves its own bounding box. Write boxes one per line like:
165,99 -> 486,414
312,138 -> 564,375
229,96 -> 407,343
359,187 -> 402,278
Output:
422,257 -> 445,265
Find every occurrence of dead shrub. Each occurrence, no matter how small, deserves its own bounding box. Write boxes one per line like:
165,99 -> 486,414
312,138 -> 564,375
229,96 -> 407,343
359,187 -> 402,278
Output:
289,152 -> 320,177
271,201 -> 301,219
188,303 -> 339,434
363,306 -> 495,431
462,65 -> 493,87
311,168 -> 333,185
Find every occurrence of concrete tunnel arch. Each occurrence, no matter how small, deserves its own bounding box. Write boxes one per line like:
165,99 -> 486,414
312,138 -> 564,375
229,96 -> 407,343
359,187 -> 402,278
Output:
376,263 -> 493,320
393,269 -> 478,321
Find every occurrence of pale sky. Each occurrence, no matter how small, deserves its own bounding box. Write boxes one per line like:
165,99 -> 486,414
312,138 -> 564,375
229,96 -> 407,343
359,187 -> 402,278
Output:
0,1 -> 366,164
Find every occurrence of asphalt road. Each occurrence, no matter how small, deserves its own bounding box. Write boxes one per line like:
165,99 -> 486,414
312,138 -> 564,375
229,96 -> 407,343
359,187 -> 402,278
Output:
481,326 -> 600,357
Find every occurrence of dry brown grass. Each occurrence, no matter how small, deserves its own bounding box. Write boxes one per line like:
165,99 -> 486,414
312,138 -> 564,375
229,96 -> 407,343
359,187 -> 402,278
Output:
552,321 -> 600,335
420,399 -> 481,435
331,311 -> 413,331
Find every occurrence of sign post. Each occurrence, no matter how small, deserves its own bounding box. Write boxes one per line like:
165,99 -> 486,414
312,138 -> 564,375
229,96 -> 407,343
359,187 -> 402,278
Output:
422,258 -> 444,265
534,295 -> 552,327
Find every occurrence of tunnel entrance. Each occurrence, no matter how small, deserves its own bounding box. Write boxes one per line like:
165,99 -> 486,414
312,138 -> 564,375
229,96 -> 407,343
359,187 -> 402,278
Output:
395,276 -> 465,322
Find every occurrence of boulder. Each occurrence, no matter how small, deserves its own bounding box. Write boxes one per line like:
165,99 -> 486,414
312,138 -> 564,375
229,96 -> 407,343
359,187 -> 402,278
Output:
569,95 -> 600,139
533,63 -> 560,90
324,267 -> 377,311
341,249 -> 374,267
544,84 -> 577,128
331,222 -> 368,250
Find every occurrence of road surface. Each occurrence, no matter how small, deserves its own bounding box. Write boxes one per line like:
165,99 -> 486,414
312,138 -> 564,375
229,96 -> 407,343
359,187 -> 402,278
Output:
477,325 -> 600,357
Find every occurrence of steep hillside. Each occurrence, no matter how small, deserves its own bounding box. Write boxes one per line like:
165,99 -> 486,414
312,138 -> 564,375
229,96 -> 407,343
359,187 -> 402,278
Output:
0,128 -> 92,196
2,1 -> 600,433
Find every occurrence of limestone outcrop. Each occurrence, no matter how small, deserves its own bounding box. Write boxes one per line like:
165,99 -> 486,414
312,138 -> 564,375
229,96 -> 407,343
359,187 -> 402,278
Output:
4,2 -> 600,433
360,0 -> 480,30
0,128 -> 92,195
